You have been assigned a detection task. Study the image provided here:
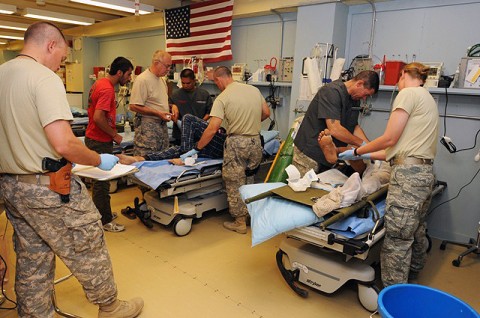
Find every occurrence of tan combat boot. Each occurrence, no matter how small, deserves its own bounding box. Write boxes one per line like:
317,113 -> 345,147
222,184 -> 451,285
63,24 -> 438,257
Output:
98,298 -> 144,318
223,216 -> 247,234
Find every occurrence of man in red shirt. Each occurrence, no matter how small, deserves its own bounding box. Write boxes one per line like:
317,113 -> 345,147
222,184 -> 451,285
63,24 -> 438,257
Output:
85,57 -> 133,232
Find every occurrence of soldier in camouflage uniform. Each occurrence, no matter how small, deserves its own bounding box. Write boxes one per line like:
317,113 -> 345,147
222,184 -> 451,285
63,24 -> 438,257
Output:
0,22 -> 143,317
129,50 -> 173,157
339,62 -> 438,287
190,66 -> 270,234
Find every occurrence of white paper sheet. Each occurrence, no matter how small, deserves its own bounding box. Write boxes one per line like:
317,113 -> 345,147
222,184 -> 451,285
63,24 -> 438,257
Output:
72,163 -> 138,181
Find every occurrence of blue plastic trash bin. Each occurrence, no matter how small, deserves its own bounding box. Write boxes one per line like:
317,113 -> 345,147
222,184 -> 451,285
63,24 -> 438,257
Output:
378,284 -> 479,318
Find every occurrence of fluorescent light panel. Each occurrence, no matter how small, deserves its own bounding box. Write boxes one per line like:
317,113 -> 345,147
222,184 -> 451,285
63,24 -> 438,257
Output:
70,0 -> 154,15
23,8 -> 95,25
0,41 -> 7,44
0,21 -> 30,31
0,31 -> 24,40
0,4 -> 16,15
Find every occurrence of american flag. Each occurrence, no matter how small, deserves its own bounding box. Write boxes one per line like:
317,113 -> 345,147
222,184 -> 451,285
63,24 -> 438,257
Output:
164,0 -> 234,63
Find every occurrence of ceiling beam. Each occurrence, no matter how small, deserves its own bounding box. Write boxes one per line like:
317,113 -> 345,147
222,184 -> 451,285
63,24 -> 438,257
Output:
15,0 -> 380,38
0,0 -> 125,23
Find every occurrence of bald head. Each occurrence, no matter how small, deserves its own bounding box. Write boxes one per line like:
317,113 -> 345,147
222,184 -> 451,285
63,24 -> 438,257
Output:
21,22 -> 67,72
213,66 -> 233,91
24,22 -> 66,47
213,66 -> 232,78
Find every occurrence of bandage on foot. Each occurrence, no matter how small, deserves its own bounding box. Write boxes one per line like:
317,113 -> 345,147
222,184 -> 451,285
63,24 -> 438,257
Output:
318,129 -> 337,164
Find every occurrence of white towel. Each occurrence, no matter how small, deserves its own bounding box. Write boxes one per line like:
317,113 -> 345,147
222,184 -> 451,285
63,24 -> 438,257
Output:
304,57 -> 322,95
330,58 -> 345,81
299,76 -> 314,101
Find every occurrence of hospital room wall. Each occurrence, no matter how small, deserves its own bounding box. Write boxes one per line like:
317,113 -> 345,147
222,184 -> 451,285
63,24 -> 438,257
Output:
343,0 -> 480,243
288,3 -> 349,130
92,15 -> 297,134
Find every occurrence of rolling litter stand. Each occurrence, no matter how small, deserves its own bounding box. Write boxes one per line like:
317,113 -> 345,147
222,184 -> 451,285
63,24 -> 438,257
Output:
52,273 -> 82,318
440,221 -> 480,267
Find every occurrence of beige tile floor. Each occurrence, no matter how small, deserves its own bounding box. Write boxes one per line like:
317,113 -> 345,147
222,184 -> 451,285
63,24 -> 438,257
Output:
0,185 -> 479,318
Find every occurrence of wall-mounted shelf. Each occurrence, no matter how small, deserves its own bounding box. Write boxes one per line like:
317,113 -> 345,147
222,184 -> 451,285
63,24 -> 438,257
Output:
379,85 -> 480,96
170,79 -> 292,88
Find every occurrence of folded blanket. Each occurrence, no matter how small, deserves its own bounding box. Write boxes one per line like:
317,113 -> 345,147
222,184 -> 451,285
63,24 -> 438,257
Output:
132,158 -> 223,190
326,199 -> 386,238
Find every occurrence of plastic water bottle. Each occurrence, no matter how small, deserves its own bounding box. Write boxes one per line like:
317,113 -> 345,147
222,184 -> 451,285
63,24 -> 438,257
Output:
124,121 -> 132,139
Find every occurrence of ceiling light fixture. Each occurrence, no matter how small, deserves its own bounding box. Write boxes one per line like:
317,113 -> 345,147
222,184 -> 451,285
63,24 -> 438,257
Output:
0,21 -> 30,31
0,31 -> 24,40
0,4 -> 16,15
70,0 -> 154,15
0,41 -> 7,45
23,8 -> 95,25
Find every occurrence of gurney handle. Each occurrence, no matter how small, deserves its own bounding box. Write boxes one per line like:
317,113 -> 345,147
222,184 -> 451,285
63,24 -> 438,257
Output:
244,190 -> 274,204
275,249 -> 309,298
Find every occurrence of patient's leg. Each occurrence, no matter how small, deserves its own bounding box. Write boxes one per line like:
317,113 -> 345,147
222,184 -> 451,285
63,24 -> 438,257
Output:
349,158 -> 366,175
336,144 -> 367,174
318,130 -> 367,174
318,129 -> 337,164
181,114 -> 208,152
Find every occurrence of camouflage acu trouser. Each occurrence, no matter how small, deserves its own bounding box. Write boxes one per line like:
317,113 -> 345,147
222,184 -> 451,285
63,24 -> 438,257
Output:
381,163 -> 434,287
133,116 -> 169,157
0,174 -> 117,317
292,145 -> 319,176
223,135 -> 263,218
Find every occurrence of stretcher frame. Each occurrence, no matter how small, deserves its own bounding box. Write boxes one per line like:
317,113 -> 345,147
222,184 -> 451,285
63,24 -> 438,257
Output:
133,162 -> 228,236
275,181 -> 446,312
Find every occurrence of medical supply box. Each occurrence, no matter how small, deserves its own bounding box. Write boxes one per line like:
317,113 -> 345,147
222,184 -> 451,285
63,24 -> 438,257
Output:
384,61 -> 406,86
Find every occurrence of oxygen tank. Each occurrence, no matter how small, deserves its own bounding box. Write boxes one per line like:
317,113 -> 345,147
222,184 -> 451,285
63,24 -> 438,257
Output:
265,116 -> 303,183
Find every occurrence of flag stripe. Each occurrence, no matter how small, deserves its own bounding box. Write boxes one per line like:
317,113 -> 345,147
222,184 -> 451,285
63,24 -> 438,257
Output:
191,0 -> 233,11
191,16 -> 232,27
190,6 -> 233,19
169,52 -> 233,63
191,25 -> 231,37
167,35 -> 231,48
168,40 -> 231,52
165,0 -> 233,63
167,45 -> 232,56
167,32 -> 231,45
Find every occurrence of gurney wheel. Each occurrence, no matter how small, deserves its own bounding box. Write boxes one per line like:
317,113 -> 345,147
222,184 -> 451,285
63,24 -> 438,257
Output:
173,216 -> 192,236
357,283 -> 379,312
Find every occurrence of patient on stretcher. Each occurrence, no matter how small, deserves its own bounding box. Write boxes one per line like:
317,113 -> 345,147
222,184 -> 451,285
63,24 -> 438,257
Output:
117,114 -> 226,165
311,160 -> 390,217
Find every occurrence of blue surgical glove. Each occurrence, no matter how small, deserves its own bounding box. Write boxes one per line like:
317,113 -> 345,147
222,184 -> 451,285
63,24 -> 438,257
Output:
358,153 -> 371,160
180,148 -> 199,160
338,149 -> 372,161
97,154 -> 119,171
338,149 -> 356,161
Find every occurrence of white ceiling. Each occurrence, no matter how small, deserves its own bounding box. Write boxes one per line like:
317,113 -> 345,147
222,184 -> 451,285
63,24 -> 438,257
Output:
0,0 -> 384,46
0,0 -> 183,40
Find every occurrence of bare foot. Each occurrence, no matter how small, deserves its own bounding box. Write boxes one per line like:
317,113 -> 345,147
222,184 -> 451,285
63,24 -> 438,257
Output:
168,158 -> 185,166
318,129 -> 337,164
